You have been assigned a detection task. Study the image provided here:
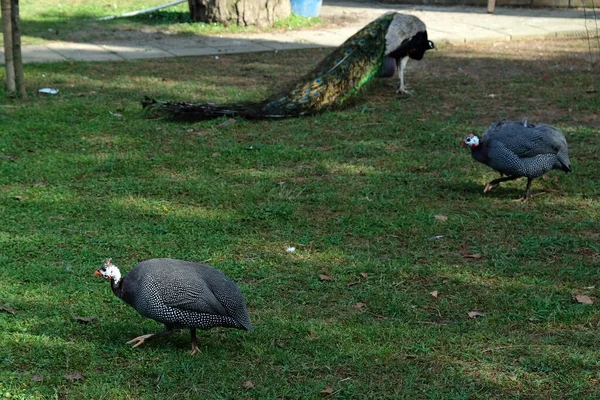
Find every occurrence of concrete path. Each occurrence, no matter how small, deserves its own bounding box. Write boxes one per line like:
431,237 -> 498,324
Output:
3,0 -> 599,64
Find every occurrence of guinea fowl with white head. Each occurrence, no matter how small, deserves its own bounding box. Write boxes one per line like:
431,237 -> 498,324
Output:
461,120 -> 572,199
94,258 -> 252,355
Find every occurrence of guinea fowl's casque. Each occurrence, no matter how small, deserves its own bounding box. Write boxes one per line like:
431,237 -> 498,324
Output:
142,12 -> 434,121
462,120 -> 572,199
94,258 -> 252,354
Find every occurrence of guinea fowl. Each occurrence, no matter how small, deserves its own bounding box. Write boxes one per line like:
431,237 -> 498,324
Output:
94,258 -> 252,355
142,12 -> 434,121
462,120 -> 572,199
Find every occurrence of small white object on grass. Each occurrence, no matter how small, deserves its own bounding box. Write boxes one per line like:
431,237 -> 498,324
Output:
39,88 -> 59,95
285,247 -> 296,253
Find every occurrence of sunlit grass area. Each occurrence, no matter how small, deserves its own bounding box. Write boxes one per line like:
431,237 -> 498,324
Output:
9,0 -> 322,45
0,38 -> 599,399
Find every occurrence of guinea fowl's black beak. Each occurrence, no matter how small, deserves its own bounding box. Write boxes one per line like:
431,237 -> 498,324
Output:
93,270 -> 102,277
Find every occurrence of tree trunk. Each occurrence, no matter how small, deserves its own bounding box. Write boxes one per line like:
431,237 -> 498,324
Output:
1,0 -> 15,92
10,0 -> 25,98
187,0 -> 290,28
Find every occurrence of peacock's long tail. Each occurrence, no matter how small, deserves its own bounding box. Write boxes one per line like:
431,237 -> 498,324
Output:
142,13 -> 395,121
141,97 -> 279,121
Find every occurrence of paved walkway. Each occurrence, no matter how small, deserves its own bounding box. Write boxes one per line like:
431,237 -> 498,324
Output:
3,0 -> 600,64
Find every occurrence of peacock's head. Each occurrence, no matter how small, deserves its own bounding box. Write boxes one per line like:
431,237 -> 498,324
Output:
461,133 -> 480,148
94,258 -> 122,284
428,40 -> 435,50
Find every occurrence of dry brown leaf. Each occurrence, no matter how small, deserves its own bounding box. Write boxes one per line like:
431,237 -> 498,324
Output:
319,274 -> 333,281
277,340 -> 287,348
31,376 -> 43,382
64,373 -> 84,381
212,152 -> 221,157
353,302 -> 366,310
320,387 -> 334,395
464,254 -> 482,259
360,272 -> 368,279
218,118 -> 237,127
468,311 -> 485,319
573,295 -> 594,305
74,317 -> 96,324
346,281 -> 361,287
243,380 -> 254,390
430,291 -> 439,298
13,196 -> 27,201
1,306 -> 17,314
434,214 -> 448,222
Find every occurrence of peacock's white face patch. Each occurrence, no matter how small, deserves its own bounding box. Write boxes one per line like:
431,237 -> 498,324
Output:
462,134 -> 480,148
94,259 -> 121,284
428,40 -> 435,49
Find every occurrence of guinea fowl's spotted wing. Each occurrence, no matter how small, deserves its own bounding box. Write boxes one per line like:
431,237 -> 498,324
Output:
484,122 -> 563,158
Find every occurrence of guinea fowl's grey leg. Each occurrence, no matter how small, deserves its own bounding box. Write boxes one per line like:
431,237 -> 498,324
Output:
126,328 -> 173,348
483,175 -> 520,193
189,328 -> 201,355
522,178 -> 533,200
397,56 -> 411,95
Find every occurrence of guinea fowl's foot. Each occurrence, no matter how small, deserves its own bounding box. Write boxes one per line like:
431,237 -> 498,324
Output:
189,342 -> 201,356
126,333 -> 155,348
483,182 -> 494,193
189,328 -> 200,355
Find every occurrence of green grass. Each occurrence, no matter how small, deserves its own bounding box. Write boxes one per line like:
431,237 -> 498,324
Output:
1,38 -> 600,399
10,0 -> 322,46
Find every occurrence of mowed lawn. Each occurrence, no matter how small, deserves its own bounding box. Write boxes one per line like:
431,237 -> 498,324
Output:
11,0 -> 322,46
0,37 -> 599,399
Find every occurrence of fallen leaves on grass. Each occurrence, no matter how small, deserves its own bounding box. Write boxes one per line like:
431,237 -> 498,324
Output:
353,302 -> 366,310
13,196 -> 27,201
428,235 -> 445,241
430,291 -> 439,298
346,272 -> 368,287
463,253 -> 482,259
319,274 -> 333,281
31,376 -> 43,382
64,373 -> 84,381
320,387 -> 334,396
573,295 -> 594,305
243,380 -> 254,390
468,311 -> 485,319
1,305 -> 17,314
434,214 -> 448,222
73,317 -> 96,324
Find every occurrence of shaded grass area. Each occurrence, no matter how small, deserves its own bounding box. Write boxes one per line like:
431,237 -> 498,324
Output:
12,0 -> 322,46
0,38 -> 600,399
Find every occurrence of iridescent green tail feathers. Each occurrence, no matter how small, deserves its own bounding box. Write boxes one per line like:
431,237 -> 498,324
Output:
142,12 -> 433,121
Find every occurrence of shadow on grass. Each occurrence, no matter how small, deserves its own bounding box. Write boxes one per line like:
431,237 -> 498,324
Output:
1,38 -> 600,398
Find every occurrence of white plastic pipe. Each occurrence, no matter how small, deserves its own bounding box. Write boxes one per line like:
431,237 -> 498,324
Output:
96,0 -> 186,21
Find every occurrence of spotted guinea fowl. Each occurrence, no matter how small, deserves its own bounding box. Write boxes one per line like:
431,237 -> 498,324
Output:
142,12 -> 434,121
94,258 -> 252,354
461,120 -> 572,199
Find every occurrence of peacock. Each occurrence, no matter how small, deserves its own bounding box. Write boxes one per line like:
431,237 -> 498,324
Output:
142,12 -> 435,121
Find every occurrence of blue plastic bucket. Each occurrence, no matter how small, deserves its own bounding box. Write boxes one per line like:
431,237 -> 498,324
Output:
290,0 -> 322,17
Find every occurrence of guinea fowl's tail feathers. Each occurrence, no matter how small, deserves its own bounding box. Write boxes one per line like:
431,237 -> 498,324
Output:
141,96 -> 277,121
